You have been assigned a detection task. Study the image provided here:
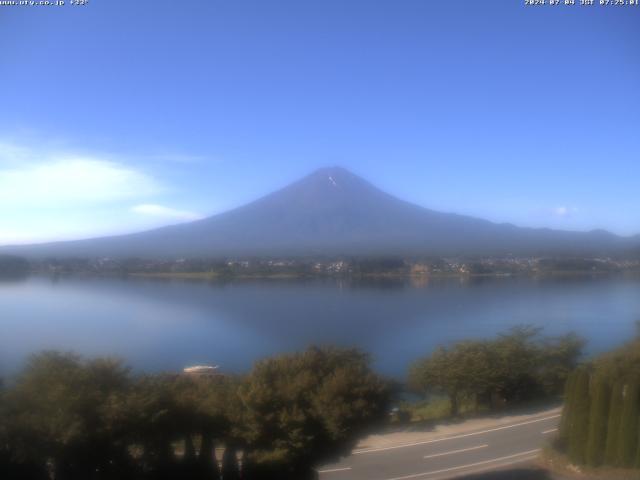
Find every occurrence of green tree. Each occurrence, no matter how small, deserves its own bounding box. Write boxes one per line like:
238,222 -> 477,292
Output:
4,352 -> 133,480
636,428 -> 640,469
491,326 -> 543,404
239,346 -> 390,479
189,374 -> 238,479
616,379 -> 640,468
121,372 -> 235,480
409,341 -> 494,415
410,327 -> 584,417
585,374 -> 610,467
559,371 -> 577,446
567,368 -> 590,465
537,333 -> 585,397
122,375 -> 183,477
529,336 -> 640,469
604,380 -> 625,466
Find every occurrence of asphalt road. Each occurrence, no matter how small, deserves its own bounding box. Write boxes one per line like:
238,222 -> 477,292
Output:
317,412 -> 561,480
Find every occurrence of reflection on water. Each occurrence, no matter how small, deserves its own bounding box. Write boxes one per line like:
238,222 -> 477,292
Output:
1,274 -> 639,378
0,272 -> 29,284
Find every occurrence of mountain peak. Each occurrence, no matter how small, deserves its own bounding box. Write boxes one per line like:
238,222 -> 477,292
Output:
311,165 -> 352,176
301,166 -> 374,192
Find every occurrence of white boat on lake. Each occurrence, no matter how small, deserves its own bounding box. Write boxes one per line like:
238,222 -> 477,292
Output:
183,365 -> 220,376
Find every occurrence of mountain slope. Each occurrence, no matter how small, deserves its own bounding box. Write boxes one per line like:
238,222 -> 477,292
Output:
2,167 -> 636,258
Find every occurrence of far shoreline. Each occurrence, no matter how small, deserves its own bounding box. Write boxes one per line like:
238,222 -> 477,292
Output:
123,269 -> 640,282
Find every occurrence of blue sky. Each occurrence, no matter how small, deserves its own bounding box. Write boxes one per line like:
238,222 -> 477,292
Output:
1,0 -> 639,244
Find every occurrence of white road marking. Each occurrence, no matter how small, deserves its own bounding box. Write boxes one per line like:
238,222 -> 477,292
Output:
424,454 -> 540,480
353,414 -> 560,455
384,449 -> 541,480
423,444 -> 488,459
317,467 -> 352,474
542,428 -> 558,434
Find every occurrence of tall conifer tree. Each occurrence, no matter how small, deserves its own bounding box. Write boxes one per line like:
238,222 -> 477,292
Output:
616,380 -> 640,468
559,372 -> 577,445
585,374 -> 610,466
568,368 -> 590,465
604,380 -> 624,466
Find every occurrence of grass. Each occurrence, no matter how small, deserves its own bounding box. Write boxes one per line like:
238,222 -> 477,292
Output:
395,396 -> 487,424
402,397 -> 452,422
392,395 -> 562,429
540,445 -> 640,480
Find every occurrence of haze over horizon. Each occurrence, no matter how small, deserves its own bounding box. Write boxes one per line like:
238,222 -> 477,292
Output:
2,165 -> 640,251
1,1 -> 639,244
3,166 -> 637,259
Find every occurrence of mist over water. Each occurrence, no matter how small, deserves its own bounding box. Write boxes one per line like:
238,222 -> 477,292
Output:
1,275 -> 639,378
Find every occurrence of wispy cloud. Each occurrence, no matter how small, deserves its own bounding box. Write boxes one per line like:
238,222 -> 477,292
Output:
0,158 -> 161,207
131,204 -> 203,221
553,206 -> 578,218
0,141 -> 162,208
0,140 -> 186,244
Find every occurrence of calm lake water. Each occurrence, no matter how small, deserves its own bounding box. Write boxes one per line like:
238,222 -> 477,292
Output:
1,275 -> 639,378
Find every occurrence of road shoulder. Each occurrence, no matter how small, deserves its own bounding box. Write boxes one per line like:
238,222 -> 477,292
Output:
355,406 -> 562,454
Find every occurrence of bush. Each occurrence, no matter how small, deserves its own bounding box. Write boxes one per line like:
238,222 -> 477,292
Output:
0,346 -> 390,479
409,327 -> 583,416
239,346 -> 390,478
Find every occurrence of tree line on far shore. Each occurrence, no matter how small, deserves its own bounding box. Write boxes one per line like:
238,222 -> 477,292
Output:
0,327 -> 585,480
0,256 -> 29,277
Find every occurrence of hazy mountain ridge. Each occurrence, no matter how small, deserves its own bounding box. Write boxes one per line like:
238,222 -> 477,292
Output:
3,167 -> 638,258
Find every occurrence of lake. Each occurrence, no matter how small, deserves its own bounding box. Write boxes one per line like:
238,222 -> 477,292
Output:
1,275 -> 639,379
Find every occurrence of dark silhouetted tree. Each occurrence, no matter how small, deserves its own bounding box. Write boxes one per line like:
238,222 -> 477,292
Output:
221,445 -> 240,480
3,352 -> 133,480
